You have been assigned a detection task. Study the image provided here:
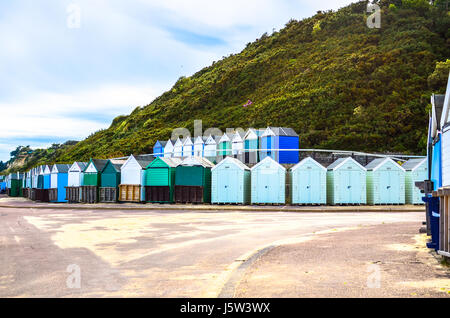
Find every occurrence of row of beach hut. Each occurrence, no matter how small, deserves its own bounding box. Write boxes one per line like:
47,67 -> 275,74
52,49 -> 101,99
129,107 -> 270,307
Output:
3,155 -> 427,205
153,127 -> 300,164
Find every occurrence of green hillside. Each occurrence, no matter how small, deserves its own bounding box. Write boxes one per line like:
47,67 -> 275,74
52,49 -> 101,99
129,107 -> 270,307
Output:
11,0 -> 450,169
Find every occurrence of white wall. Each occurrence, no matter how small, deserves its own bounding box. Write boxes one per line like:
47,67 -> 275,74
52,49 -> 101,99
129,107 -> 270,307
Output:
121,158 -> 142,185
443,127 -> 450,187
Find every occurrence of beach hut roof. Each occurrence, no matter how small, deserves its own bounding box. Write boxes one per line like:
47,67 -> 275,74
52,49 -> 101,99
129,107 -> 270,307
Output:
402,158 -> 427,171
103,159 -> 127,173
219,132 -> 235,143
232,131 -> 246,142
432,94 -> 445,133
51,164 -> 71,173
180,156 -> 215,168
262,127 -> 298,138
83,159 -> 109,173
212,156 -> 250,171
148,157 -> 182,168
291,157 -> 326,172
244,128 -> 265,140
69,162 -> 88,172
133,155 -> 154,168
365,157 -> 405,172
440,71 -> 450,129
205,135 -> 221,145
327,157 -> 366,171
251,156 -> 286,171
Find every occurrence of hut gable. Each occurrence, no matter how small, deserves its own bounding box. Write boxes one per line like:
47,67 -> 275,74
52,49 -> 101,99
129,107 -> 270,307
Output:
440,71 -> 450,130
291,157 -> 326,172
366,157 -> 405,172
84,159 -> 108,173
212,156 -> 250,172
327,157 -> 366,171
402,158 -> 427,171
43,165 -> 51,175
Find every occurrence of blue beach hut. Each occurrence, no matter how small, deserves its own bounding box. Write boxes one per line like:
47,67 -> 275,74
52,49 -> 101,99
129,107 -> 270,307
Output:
260,127 -> 299,164
153,140 -> 167,157
43,165 -> 51,189
50,164 -> 70,202
251,156 -> 286,204
290,157 -> 326,205
403,158 -> 428,204
211,157 -> 251,204
327,157 -> 367,205
366,158 -> 405,205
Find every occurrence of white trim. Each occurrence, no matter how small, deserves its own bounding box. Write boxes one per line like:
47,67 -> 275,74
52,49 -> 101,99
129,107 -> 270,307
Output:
251,156 -> 286,172
440,71 -> 450,130
261,127 -> 275,138
410,158 -> 428,172
291,157 -> 326,172
329,157 -> 367,171
211,156 -> 249,171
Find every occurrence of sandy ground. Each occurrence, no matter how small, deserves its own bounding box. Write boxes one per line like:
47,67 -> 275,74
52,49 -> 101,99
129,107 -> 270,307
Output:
0,198 -> 445,298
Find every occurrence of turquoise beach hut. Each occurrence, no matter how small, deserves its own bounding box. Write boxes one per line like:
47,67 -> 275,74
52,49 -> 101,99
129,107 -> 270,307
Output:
211,157 -> 251,204
290,157 -> 326,205
327,157 -> 367,205
251,156 -> 286,204
243,128 -> 264,165
403,158 -> 428,204
366,158 -> 405,205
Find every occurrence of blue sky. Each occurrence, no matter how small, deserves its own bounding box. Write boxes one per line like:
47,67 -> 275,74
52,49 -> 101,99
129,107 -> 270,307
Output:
0,0 -> 354,162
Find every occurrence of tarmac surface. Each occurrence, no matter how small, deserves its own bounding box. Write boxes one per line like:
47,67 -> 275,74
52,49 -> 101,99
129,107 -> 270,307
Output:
0,196 -> 447,298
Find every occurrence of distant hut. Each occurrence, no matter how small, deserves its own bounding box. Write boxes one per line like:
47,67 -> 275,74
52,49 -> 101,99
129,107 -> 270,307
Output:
211,157 -> 250,204
260,127 -> 299,164
153,140 -> 167,158
218,132 -> 234,161
366,158 -> 405,205
100,159 -> 126,203
204,135 -> 221,163
81,159 -> 109,203
49,164 -> 71,203
66,162 -> 88,203
290,157 -> 327,205
164,139 -> 175,158
403,158 -> 428,205
193,136 -> 207,157
243,128 -> 265,164
327,157 -> 367,205
231,131 -> 246,162
251,156 -> 286,204
119,155 -> 154,202
173,138 -> 183,158
182,137 -> 194,158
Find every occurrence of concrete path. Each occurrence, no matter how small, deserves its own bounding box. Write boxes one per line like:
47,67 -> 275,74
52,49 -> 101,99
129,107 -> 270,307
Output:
0,201 -> 439,297
234,222 -> 450,298
0,196 -> 424,213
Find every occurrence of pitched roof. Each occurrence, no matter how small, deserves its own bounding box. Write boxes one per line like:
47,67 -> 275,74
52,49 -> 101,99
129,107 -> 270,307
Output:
291,157 -> 326,171
251,155 -> 286,171
106,159 -> 127,172
402,158 -> 427,171
52,164 -> 71,173
180,156 -> 215,168
365,158 -> 405,171
327,157 -> 366,171
134,155 -> 154,168
212,156 -> 250,171
150,157 -> 182,168
266,127 -> 298,137
85,159 -> 109,172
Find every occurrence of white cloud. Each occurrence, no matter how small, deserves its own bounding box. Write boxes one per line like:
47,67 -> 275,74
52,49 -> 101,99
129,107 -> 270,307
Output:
0,82 -> 165,139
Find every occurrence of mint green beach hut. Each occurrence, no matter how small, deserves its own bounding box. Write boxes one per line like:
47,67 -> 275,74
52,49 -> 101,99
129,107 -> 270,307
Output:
290,157 -> 326,205
211,157 -> 251,204
403,158 -> 427,204
327,157 -> 367,205
251,156 -> 286,204
366,158 -> 405,205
